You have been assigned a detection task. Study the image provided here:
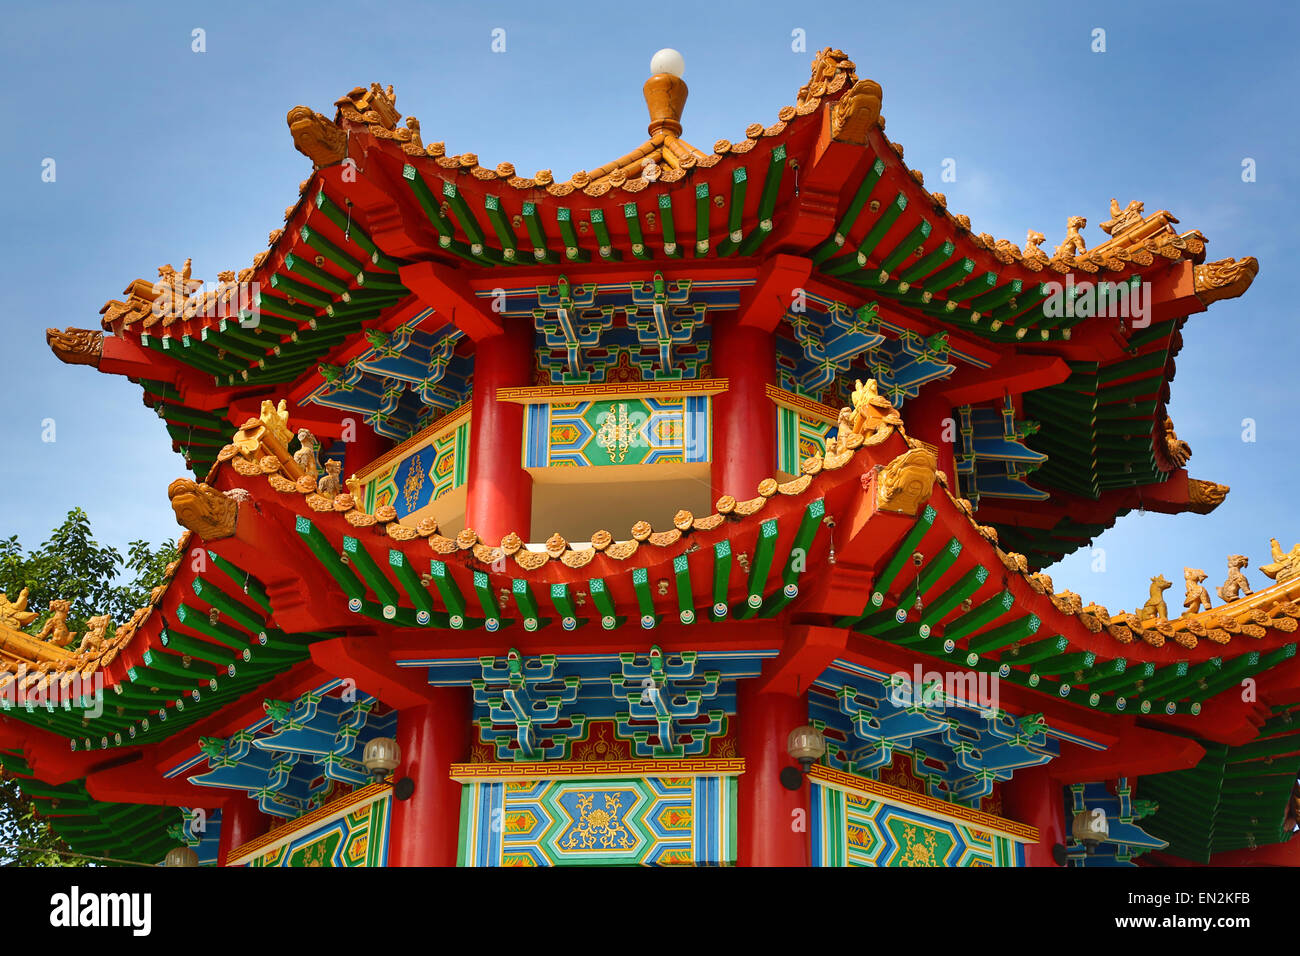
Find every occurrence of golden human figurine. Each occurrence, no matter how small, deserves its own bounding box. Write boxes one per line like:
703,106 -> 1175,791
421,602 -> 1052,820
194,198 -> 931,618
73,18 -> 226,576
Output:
33,600 -> 76,647
1217,555 -> 1253,603
830,406 -> 855,454
345,472 -> 363,503
1182,567 -> 1212,615
293,428 -> 321,479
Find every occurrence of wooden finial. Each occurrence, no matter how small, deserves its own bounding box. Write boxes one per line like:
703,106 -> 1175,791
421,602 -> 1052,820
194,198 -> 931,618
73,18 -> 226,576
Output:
644,49 -> 687,138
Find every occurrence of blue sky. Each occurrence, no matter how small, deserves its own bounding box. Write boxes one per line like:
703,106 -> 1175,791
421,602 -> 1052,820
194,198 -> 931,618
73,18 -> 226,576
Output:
1,0 -> 1296,614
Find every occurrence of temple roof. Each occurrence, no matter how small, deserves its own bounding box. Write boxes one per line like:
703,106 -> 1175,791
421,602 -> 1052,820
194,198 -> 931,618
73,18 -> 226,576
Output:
45,47 -> 1257,570
1,380 -> 1287,762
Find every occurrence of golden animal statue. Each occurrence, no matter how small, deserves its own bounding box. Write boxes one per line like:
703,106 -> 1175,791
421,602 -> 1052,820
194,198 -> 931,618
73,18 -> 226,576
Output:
797,48 -> 857,107
0,589 -> 39,630
849,378 -> 900,434
79,614 -> 113,658
1188,478 -> 1230,514
1193,256 -> 1260,307
286,105 -> 348,168
319,460 -> 343,498
1161,417 -> 1191,468
1136,574 -> 1172,622
876,447 -> 938,517
168,478 -> 239,541
1261,538 -> 1300,584
830,78 -> 883,145
1217,555 -> 1253,603
33,600 -> 76,647
1023,230 -> 1047,261
1053,217 -> 1087,259
45,327 -> 104,367
1182,567 -> 1212,616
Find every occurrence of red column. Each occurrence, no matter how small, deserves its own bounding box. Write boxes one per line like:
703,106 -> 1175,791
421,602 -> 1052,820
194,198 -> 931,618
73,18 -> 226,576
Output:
464,321 -> 533,543
899,390 -> 956,481
737,682 -> 810,866
217,794 -> 269,866
712,313 -> 776,503
1002,764 -> 1066,867
388,688 -> 472,867
341,419 -> 393,478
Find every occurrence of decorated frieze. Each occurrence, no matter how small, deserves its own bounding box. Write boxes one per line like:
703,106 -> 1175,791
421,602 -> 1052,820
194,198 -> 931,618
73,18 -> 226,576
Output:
453,759 -> 741,866
810,764 -> 1033,866
351,405 -> 470,517
523,395 -> 709,468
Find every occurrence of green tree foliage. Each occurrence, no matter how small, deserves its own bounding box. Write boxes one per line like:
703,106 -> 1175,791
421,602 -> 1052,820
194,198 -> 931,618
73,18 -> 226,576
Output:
0,509 -> 178,866
0,507 -> 179,641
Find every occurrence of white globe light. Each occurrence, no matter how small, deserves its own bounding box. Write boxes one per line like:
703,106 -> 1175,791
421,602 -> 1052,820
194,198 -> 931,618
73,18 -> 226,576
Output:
650,48 -> 685,78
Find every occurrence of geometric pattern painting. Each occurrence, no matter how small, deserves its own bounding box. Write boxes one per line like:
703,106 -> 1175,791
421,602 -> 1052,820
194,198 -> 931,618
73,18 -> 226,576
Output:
361,413 -> 470,517
810,765 -> 1033,867
776,404 -> 836,475
236,783 -> 392,867
455,762 -> 739,866
524,396 -> 710,467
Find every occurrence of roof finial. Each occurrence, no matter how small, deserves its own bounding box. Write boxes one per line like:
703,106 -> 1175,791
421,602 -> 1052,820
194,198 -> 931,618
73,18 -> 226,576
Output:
644,48 -> 687,138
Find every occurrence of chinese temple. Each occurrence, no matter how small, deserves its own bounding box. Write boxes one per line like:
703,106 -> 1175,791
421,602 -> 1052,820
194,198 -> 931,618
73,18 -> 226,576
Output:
4,46 -> 1296,868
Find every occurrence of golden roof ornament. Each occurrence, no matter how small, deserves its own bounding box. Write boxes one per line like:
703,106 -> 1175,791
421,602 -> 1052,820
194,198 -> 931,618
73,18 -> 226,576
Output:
1100,198 -> 1145,238
1193,256 -> 1261,306
829,78 -> 883,145
31,600 -> 76,647
1053,217 -> 1087,260
877,446 -> 937,517
46,327 -> 104,367
644,49 -> 688,138
1261,538 -> 1300,584
797,48 -> 857,108
168,478 -> 239,541
0,590 -> 39,630
1136,574 -> 1172,622
1217,555 -> 1252,603
1181,567 -> 1212,616
1161,416 -> 1192,469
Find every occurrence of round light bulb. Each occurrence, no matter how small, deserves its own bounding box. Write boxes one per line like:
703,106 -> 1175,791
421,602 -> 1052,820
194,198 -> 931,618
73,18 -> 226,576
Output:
650,48 -> 685,78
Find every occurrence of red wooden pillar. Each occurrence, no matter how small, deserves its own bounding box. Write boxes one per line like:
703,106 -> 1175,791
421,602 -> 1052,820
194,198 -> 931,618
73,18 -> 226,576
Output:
340,419 -> 393,478
1002,763 -> 1066,867
465,321 -> 533,543
737,682 -> 810,866
388,687 -> 471,867
217,794 -> 269,866
898,390 -> 956,481
712,313 -> 776,503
